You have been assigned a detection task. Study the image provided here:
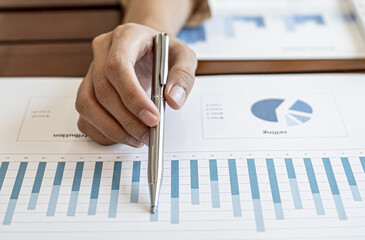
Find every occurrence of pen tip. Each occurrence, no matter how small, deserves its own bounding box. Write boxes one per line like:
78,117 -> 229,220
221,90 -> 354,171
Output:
151,206 -> 157,214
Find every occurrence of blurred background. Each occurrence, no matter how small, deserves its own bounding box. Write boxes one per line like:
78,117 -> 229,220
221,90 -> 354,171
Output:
0,0 -> 364,76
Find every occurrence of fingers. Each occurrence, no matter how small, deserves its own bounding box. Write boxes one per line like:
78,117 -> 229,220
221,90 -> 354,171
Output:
105,24 -> 160,127
92,33 -> 150,145
75,63 -> 143,148
77,117 -> 115,146
165,39 -> 197,110
77,24 -> 197,148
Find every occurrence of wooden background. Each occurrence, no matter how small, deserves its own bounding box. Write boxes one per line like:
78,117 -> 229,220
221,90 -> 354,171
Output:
0,0 -> 121,76
1,0 -> 365,77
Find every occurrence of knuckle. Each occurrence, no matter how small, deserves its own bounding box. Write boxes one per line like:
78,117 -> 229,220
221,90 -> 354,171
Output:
123,120 -> 140,135
124,88 -> 140,104
123,22 -> 137,28
94,82 -> 116,105
113,23 -> 133,38
113,25 -> 124,38
91,34 -> 106,52
77,118 -> 116,146
75,92 -> 92,115
103,125 -> 124,142
174,67 -> 195,89
104,56 -> 120,79
117,23 -> 135,32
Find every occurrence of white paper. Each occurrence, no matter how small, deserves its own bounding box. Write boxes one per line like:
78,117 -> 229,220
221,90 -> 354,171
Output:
177,0 -> 365,60
0,74 -> 365,239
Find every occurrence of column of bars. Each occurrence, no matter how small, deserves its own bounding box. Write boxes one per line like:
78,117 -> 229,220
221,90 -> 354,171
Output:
0,157 -> 364,228
28,162 -> 46,210
88,162 -> 103,215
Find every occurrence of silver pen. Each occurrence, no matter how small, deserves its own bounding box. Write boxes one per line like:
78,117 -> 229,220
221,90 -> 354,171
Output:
148,33 -> 169,214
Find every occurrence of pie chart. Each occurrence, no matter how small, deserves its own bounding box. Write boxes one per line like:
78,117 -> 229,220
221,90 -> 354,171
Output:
251,98 -> 313,126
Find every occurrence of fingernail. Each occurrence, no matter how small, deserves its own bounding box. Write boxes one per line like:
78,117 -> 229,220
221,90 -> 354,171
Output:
139,109 -> 159,127
169,85 -> 186,108
142,132 -> 150,146
126,136 -> 143,148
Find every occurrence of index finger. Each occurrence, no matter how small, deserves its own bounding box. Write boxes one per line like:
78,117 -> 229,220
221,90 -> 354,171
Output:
104,24 -> 160,127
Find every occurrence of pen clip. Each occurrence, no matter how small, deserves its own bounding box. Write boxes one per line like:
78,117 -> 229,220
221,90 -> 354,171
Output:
157,33 -> 169,86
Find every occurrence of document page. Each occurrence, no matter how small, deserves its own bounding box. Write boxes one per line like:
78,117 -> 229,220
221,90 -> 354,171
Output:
0,74 -> 365,239
177,0 -> 365,60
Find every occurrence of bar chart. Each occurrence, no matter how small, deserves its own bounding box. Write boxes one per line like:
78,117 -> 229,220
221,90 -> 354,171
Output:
177,25 -> 206,44
177,12 -> 356,44
284,15 -> 325,32
0,151 -> 365,239
175,1 -> 365,60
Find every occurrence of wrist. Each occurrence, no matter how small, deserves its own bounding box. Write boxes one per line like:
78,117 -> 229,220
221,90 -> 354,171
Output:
121,0 -> 195,35
123,17 -> 175,35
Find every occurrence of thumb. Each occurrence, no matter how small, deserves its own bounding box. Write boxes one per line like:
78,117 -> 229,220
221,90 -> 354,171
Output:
165,42 -> 197,110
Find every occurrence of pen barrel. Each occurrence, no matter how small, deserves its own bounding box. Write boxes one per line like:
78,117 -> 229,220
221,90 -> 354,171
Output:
148,96 -> 165,185
148,32 -> 168,209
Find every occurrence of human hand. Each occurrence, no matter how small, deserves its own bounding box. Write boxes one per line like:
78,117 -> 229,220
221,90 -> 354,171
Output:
75,23 -> 197,147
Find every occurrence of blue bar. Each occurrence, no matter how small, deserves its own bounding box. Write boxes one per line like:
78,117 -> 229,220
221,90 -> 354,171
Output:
266,159 -> 281,203
285,158 -> 296,179
209,16 -> 226,36
10,165 -> 28,199
360,157 -> 365,172
171,160 -> 179,224
0,162 -> 9,191
177,25 -> 206,44
67,162 -> 84,216
132,161 -> 141,183
247,159 -> 260,200
322,158 -> 339,194
71,162 -> 83,192
304,158 -> 325,215
190,160 -> 200,205
285,158 -> 303,209
47,162 -> 65,216
293,15 -> 325,25
130,161 -> 141,203
108,161 -> 122,218
304,158 -> 320,193
171,198 -> 179,224
224,17 -> 235,38
209,159 -> 218,181
228,159 -> 239,195
88,161 -> 103,215
233,16 -> 265,27
209,159 -> 220,208
322,158 -> 347,220
224,16 -> 265,38
266,159 -> 284,220
341,157 -> 361,201
28,162 -> 46,210
150,209 -> 158,222
228,159 -> 242,217
340,159 -> 354,186
285,15 -> 325,32
247,159 -> 265,232
3,162 -> 28,225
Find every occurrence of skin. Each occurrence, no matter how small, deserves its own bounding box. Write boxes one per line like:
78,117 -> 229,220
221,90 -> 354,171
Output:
75,0 -> 200,147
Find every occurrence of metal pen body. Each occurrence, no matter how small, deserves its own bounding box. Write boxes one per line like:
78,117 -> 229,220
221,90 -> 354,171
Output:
148,33 -> 169,213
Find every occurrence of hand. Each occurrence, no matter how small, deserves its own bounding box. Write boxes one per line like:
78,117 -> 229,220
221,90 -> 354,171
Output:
75,23 -> 197,147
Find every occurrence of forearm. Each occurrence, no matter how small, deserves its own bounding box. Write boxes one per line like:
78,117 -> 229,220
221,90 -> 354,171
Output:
122,0 -> 198,35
